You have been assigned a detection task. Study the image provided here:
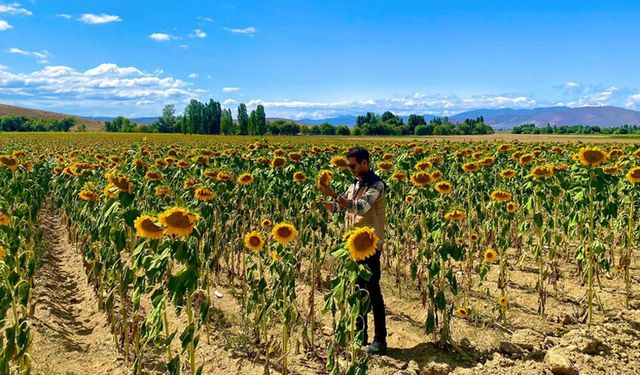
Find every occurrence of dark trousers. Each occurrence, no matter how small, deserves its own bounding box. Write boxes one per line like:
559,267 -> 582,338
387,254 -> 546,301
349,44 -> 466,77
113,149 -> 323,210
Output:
355,248 -> 387,344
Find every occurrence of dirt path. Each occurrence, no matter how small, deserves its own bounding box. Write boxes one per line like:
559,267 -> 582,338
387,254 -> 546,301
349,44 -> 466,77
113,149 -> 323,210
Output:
29,207 -> 128,375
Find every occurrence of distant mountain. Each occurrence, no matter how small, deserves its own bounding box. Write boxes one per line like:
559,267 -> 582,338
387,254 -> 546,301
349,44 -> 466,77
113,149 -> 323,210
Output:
0,103 -> 103,131
450,106 -> 640,129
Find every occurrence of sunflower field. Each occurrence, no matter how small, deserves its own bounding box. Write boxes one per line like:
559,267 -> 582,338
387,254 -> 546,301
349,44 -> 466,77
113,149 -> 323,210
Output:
1,133 -> 639,375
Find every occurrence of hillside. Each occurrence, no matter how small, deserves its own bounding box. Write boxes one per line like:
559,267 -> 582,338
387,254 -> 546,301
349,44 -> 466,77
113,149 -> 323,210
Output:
0,104 -> 103,131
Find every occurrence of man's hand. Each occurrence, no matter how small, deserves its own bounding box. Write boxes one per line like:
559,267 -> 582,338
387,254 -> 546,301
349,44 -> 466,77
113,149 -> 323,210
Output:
317,200 -> 335,212
318,184 -> 337,199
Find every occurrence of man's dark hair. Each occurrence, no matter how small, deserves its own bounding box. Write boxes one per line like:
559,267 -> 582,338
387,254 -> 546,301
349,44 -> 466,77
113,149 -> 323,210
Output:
346,147 -> 369,163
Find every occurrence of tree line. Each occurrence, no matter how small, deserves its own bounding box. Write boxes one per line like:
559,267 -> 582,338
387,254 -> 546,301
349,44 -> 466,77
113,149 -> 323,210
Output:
0,115 -> 76,132
349,112 -> 494,136
512,123 -> 640,135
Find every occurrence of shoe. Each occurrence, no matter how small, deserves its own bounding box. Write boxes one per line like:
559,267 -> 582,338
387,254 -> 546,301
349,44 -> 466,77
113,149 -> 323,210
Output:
365,341 -> 387,355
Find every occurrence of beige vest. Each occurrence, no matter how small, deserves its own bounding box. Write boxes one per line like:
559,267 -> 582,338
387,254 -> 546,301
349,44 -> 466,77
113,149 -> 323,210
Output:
345,182 -> 386,243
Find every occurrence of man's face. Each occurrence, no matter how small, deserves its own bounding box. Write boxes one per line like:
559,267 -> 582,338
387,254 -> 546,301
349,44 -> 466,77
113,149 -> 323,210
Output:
347,157 -> 368,177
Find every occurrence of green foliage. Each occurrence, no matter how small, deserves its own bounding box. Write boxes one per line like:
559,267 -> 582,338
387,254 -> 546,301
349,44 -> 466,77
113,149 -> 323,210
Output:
0,115 -> 75,132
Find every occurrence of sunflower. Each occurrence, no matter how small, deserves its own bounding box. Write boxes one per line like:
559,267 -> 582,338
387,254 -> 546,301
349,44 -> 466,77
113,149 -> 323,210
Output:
288,152 -> 302,162
155,186 -> 171,197
261,219 -> 273,228
195,187 -> 217,201
431,170 -> 443,181
0,155 -> 19,171
317,169 -> 333,188
490,190 -> 512,202
103,184 -> 119,199
434,181 -> 453,195
518,153 -> 535,164
626,167 -> 640,184
499,169 -> 516,179
444,209 -> 466,221
345,227 -> 379,261
529,165 -> 554,179
330,156 -> 349,170
577,147 -> 609,167
0,212 -> 10,226
134,215 -> 164,240
469,232 -> 479,242
78,190 -> 100,202
506,201 -> 518,213
271,156 -> 287,169
483,249 -> 498,264
454,307 -> 469,319
391,171 -> 407,182
377,161 -> 393,171
237,173 -> 254,185
293,171 -> 307,182
498,295 -> 509,308
462,162 -> 479,173
183,178 -> 198,189
410,172 -> 432,187
602,165 -> 620,175
145,171 -> 163,182
244,231 -> 265,252
158,207 -> 199,237
405,195 -> 415,204
272,223 -> 298,244
414,160 -> 432,170
106,173 -> 133,193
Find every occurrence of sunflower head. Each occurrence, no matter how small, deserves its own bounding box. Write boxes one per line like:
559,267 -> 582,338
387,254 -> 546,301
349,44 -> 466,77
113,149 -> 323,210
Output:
271,156 -> 287,169
293,171 -> 307,182
405,195 -> 415,204
106,173 -> 133,193
330,156 -> 349,170
498,295 -> 509,308
529,165 -> 554,179
317,169 -> 333,188
462,162 -> 479,173
444,209 -> 466,221
410,172 -> 432,187
155,186 -> 172,197
483,249 -> 498,264
244,231 -> 265,252
271,223 -> 298,244
145,171 -> 163,181
261,219 -> 273,228
506,201 -> 517,213
158,207 -> 199,237
134,215 -> 164,240
391,171 -> 407,182
519,153 -> 535,164
490,190 -> 512,202
0,212 -> 10,226
499,169 -> 516,179
602,165 -> 620,175
434,181 -> 453,195
626,167 -> 640,184
195,187 -> 217,201
345,227 -> 379,261
0,155 -> 19,171
79,190 -> 100,202
469,232 -> 479,242
237,173 -> 254,185
577,147 -> 609,167
377,161 -> 394,171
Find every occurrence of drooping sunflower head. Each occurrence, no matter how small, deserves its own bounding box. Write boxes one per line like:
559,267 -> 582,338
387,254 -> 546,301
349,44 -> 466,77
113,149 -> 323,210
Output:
271,156 -> 287,169
490,190 -> 512,202
195,187 -> 217,201
577,147 -> 609,167
506,201 -> 518,213
529,165 -> 554,179
237,173 -> 254,185
627,167 -> 640,184
106,173 -> 133,193
444,209 -> 466,221
271,223 -> 298,244
455,307 -> 469,319
316,169 -> 333,188
462,162 -> 479,173
345,227 -> 379,261
244,231 -> 265,252
483,249 -> 498,264
0,155 -> 19,171
434,181 -> 453,195
134,215 -> 164,240
0,211 -> 10,226
410,172 -> 432,187
158,207 -> 199,237
293,171 -> 307,182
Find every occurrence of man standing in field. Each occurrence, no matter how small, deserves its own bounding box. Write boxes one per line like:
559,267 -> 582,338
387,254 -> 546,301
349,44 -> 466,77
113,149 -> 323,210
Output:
318,147 -> 388,355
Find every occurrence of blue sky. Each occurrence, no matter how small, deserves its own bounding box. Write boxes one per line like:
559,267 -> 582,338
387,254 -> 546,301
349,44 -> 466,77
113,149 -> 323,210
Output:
1,0 -> 640,119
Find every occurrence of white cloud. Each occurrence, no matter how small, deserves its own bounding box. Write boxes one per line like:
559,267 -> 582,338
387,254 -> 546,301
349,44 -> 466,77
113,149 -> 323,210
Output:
56,14 -> 72,19
564,81 -> 580,88
179,44 -> 189,49
7,47 -> 52,63
0,19 -> 11,30
223,87 -> 240,92
0,63 -> 199,116
0,64 -> 8,71
224,26 -> 256,34
189,29 -> 207,38
198,17 -> 214,22
188,73 -> 198,78
79,13 -> 121,25
0,3 -> 31,16
149,33 -> 175,41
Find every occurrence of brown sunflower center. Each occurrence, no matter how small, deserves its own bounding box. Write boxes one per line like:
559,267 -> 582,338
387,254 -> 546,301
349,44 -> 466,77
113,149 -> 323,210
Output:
276,226 -> 292,238
249,236 -> 262,247
352,231 -> 374,252
582,150 -> 606,164
165,212 -> 192,228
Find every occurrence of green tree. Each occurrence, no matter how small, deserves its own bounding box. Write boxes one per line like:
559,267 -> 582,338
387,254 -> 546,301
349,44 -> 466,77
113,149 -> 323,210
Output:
220,108 -> 235,135
237,103 -> 249,135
